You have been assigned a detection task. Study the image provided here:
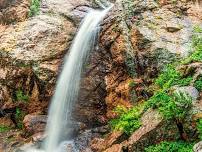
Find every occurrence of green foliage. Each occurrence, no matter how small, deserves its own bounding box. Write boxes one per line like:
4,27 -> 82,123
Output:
110,25 -> 201,136
182,27 -> 202,64
176,76 -> 193,87
16,90 -> 29,102
15,108 -> 25,129
155,65 -> 193,89
29,0 -> 40,17
193,25 -> 202,33
144,141 -> 194,152
110,105 -> 142,135
194,76 -> 202,91
128,81 -> 136,87
155,65 -> 181,89
0,125 -> 11,133
197,119 -> 202,140
147,91 -> 192,120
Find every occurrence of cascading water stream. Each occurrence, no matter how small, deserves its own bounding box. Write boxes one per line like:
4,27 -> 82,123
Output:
24,5 -> 112,152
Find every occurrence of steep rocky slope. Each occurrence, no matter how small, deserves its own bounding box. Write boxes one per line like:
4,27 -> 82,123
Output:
89,0 -> 202,151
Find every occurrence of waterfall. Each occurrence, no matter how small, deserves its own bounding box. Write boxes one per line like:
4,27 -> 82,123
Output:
24,6 -> 112,152
44,7 -> 111,152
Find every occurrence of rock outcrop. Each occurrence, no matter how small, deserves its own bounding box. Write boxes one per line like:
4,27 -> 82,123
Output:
88,0 -> 202,151
99,0 -> 201,118
0,0 -> 31,24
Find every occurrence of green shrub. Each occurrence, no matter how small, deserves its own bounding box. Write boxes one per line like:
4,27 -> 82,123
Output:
193,25 -> 202,33
197,119 -> 202,140
128,81 -> 136,87
155,65 -> 193,90
175,76 -> 193,87
15,108 -> 26,129
147,91 -> 192,120
155,64 -> 181,89
182,26 -> 202,64
29,0 -> 40,17
16,90 -> 29,102
194,76 -> 202,91
0,125 -> 11,133
110,105 -> 142,135
144,141 -> 194,152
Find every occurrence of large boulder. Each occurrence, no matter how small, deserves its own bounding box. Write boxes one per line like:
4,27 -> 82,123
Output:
23,114 -> 47,135
0,0 -> 31,24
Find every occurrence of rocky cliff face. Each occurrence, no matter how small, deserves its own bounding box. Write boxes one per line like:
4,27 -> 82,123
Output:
0,0 -> 202,151
100,0 -> 201,118
91,0 -> 202,151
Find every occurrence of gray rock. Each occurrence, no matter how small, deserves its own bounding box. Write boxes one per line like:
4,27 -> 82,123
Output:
174,86 -> 199,101
194,141 -> 202,152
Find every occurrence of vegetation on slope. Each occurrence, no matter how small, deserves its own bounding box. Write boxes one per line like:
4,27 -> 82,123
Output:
29,0 -> 40,17
15,108 -> 26,129
16,90 -> 29,102
110,104 -> 144,135
144,141 -> 194,152
0,125 -> 11,133
110,25 -> 202,150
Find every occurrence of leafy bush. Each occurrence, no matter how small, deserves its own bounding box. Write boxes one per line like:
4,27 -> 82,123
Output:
155,65 -> 181,89
128,80 -> 136,88
16,90 -> 29,102
182,26 -> 202,64
155,65 -> 193,90
194,76 -> 202,91
15,108 -> 26,129
0,125 -> 11,133
175,76 -> 193,87
147,91 -> 192,120
29,0 -> 40,17
110,105 -> 142,135
144,141 -> 194,152
197,119 -> 202,140
194,25 -> 202,33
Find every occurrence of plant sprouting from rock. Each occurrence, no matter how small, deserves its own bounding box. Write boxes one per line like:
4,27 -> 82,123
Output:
144,141 -> 194,152
0,125 -> 11,133
110,105 -> 143,135
29,0 -> 40,17
16,90 -> 29,102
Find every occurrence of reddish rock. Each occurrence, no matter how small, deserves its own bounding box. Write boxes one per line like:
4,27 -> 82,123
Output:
0,0 -> 31,24
90,131 -> 123,152
23,114 -> 47,134
0,116 -> 15,128
31,132 -> 46,142
104,144 -> 123,152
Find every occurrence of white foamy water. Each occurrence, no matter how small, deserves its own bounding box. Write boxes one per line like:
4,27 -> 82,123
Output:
24,6 -> 112,152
